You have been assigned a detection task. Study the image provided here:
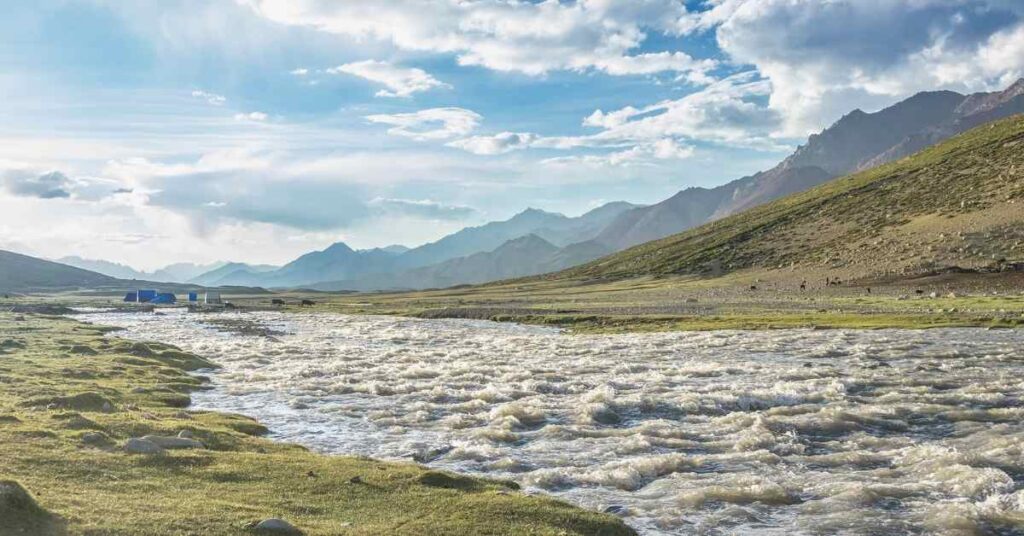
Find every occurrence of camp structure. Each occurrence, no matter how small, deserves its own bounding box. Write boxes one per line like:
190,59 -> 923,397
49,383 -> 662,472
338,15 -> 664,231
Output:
123,291 -> 138,303
187,291 -> 198,303
137,289 -> 158,303
204,291 -> 222,305
150,293 -> 176,305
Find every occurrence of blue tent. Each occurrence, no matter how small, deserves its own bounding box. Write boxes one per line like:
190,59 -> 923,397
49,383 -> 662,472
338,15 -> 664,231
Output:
187,291 -> 198,302
137,289 -> 158,303
150,293 -> 176,304
123,291 -> 138,302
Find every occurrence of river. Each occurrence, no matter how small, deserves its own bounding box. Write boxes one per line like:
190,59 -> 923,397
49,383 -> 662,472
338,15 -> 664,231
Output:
77,309 -> 1024,535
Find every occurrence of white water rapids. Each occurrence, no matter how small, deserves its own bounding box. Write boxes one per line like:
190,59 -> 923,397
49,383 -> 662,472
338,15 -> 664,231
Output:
78,309 -> 1024,535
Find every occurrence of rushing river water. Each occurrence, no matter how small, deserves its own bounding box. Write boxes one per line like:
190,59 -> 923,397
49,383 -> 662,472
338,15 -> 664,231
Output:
78,309 -> 1024,535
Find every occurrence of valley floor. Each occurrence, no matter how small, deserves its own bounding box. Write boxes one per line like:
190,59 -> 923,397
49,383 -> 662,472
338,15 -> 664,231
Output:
271,270 -> 1024,333
0,313 -> 633,536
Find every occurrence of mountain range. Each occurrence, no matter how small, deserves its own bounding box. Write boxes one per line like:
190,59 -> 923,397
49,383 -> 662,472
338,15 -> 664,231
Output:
302,78 -> 1024,291
208,202 -> 640,289
559,113 -> 1024,282
583,78 -> 1024,252
19,79 -> 1024,293
57,257 -> 229,284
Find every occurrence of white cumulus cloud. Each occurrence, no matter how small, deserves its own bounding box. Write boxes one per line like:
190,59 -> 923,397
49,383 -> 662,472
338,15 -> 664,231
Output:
366,107 -> 481,141
328,60 -> 449,98
695,0 -> 1024,135
446,132 -> 539,155
240,0 -> 717,79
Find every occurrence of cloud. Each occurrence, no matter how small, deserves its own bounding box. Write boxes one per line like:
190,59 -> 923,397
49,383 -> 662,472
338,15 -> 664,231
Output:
369,197 -> 476,220
2,170 -> 72,199
366,107 -> 481,141
101,148 -> 512,232
191,89 -> 227,105
241,0 -> 717,79
234,111 -> 269,121
691,0 -> 1024,135
290,68 -> 309,76
328,60 -> 449,97
447,72 -> 782,159
577,72 -> 783,149
446,132 -> 539,155
543,138 -> 694,167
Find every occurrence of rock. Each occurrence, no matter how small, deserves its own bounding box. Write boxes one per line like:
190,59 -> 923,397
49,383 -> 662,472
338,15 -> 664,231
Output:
253,518 -> 302,534
141,435 -> 204,449
124,438 -> 165,455
102,401 -> 114,413
603,505 -> 628,515
82,431 -> 107,445
349,476 -> 362,484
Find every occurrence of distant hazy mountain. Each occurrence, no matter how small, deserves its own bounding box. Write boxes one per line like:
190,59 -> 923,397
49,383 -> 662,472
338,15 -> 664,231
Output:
58,257 -> 225,283
312,234 -> 607,291
3,251 -> 118,292
393,208 -> 571,270
256,243 -> 404,288
148,262 -> 226,283
591,78 -> 1024,250
187,262 -> 279,287
57,256 -> 144,280
217,202 -> 638,289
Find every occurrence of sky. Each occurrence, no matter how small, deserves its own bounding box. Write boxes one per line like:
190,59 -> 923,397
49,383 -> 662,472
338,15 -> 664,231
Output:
1,0 -> 1023,270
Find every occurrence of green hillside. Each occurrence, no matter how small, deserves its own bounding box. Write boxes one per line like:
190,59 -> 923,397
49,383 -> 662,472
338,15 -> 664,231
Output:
0,250 -> 118,292
560,114 -> 1024,282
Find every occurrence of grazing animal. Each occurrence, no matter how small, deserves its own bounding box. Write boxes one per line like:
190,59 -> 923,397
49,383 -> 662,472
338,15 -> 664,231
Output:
799,281 -> 806,291
915,289 -> 925,295
301,299 -> 316,307
749,285 -> 757,291
271,299 -> 286,306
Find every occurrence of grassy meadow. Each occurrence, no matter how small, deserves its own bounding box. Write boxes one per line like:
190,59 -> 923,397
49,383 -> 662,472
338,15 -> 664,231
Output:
0,312 -> 634,536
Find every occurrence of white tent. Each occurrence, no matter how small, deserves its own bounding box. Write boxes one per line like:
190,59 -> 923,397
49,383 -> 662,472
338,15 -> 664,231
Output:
204,291 -> 222,305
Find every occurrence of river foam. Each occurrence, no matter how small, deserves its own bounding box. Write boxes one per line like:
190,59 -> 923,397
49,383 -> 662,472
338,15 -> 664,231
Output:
78,309 -> 1024,535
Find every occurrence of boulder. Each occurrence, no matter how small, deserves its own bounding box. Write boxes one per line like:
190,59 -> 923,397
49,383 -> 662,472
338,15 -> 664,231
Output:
253,518 -> 302,534
123,438 -> 165,455
141,435 -> 205,450
81,431 -> 108,445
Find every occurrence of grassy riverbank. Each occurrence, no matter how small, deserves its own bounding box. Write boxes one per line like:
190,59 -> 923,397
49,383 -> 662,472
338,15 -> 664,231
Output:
269,271 -> 1024,333
0,312 -> 634,535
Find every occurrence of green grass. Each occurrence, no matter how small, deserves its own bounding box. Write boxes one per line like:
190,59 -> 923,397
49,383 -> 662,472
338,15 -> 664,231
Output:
0,313 -> 634,536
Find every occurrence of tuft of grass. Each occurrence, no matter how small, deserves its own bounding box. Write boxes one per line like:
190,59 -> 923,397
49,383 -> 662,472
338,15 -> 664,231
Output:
0,313 -> 634,536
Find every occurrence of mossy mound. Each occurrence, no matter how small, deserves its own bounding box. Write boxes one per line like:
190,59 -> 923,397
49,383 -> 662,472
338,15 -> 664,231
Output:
0,480 -> 64,535
23,392 -> 113,412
